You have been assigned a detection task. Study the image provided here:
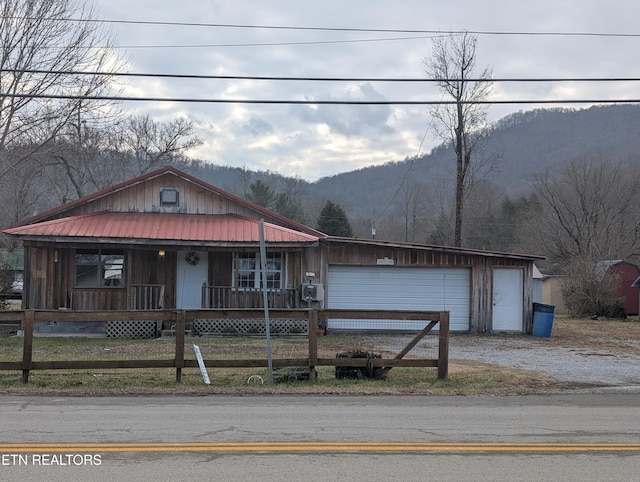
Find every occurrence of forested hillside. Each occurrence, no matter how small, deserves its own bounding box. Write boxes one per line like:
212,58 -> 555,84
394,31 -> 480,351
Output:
308,104 -> 640,219
165,104 -> 640,267
184,104 -> 640,222
2,104 -> 639,267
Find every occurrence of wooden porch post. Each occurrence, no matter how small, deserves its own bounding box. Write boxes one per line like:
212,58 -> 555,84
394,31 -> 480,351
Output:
175,310 -> 185,382
308,309 -> 318,381
21,310 -> 34,383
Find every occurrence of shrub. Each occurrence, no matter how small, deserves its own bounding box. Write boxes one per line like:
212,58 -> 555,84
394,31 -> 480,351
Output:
561,259 -> 627,319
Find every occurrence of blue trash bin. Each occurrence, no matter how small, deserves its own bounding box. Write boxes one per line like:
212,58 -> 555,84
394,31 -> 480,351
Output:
532,302 -> 555,337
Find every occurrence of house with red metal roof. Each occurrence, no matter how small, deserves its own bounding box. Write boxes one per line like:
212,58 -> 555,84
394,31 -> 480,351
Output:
3,166 -> 543,335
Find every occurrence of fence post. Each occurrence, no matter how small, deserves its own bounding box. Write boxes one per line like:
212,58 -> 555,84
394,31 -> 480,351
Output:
438,311 -> 449,380
308,309 -> 318,381
175,310 -> 185,382
21,310 -> 34,383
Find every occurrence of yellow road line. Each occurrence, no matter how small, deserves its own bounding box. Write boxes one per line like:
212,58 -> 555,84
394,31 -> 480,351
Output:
1,442 -> 640,453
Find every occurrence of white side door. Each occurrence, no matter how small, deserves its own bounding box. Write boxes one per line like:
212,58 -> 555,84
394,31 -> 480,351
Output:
492,268 -> 523,332
176,250 -> 208,309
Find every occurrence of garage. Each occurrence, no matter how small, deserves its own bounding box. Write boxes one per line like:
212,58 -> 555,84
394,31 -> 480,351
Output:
327,265 -> 470,331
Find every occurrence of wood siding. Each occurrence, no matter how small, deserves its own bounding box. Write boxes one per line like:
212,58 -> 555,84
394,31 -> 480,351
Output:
24,243 -> 306,312
47,172 -> 286,225
312,242 -> 534,333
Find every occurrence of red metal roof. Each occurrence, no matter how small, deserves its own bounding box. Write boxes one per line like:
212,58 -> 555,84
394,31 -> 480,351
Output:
3,212 -> 319,245
5,166 -> 325,238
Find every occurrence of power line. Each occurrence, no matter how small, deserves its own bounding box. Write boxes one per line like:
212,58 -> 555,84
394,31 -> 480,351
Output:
4,68 -> 640,84
372,120 -> 435,225
111,35 -> 441,49
7,17 -> 640,51
2,92 -> 639,105
16,17 -> 640,38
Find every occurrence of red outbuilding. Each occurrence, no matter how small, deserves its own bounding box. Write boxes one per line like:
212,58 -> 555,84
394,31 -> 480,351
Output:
598,260 -> 640,316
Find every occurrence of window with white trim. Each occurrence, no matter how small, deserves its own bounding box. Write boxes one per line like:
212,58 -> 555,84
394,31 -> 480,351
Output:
233,252 -> 282,289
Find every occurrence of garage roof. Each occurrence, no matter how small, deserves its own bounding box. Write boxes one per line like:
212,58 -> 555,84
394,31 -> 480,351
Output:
322,236 -> 545,261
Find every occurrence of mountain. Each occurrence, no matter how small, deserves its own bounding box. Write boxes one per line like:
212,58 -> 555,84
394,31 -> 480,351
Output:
306,104 -> 640,219
184,104 -> 640,221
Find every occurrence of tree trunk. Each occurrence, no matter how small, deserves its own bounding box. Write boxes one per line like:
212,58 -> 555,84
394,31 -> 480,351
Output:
454,101 -> 465,247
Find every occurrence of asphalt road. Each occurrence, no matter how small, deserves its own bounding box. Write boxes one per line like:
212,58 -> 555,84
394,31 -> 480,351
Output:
1,394 -> 639,481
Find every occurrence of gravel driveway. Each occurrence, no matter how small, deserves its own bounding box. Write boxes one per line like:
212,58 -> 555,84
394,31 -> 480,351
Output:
365,330 -> 640,392
448,334 -> 640,389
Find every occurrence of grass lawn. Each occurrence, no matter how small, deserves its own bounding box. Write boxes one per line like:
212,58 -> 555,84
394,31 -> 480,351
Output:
0,316 -> 637,396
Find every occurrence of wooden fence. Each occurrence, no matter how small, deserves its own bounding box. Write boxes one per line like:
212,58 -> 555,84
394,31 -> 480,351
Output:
0,309 -> 449,383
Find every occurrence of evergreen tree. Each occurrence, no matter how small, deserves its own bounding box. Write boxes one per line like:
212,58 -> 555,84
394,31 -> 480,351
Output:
246,180 -> 276,209
273,192 -> 307,224
316,201 -> 354,237
245,179 -> 307,223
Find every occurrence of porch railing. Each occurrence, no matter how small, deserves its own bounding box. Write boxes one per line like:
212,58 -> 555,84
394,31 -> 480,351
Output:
131,284 -> 165,310
128,285 -> 297,310
202,286 -> 297,309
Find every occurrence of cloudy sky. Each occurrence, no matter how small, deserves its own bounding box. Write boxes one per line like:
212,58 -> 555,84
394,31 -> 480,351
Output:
92,0 -> 640,181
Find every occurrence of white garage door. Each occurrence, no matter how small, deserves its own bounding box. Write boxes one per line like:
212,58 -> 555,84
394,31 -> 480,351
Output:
327,265 -> 470,331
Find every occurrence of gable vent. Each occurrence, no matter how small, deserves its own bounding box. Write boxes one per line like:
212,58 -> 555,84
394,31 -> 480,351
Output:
160,187 -> 179,206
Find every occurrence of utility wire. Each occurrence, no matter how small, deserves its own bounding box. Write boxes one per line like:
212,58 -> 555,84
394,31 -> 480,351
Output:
4,68 -> 640,83
13,16 -> 640,38
372,119 -> 435,226
110,35 -> 441,49
2,92 -> 639,105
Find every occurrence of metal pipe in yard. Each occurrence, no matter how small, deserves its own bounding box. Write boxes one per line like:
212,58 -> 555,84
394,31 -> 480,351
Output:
259,221 -> 274,386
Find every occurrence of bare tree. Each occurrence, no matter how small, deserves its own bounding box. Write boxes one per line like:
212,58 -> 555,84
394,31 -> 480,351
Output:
0,0 -> 123,175
531,158 -> 640,262
237,165 -> 253,198
461,180 -> 504,250
422,177 -> 455,246
113,115 -> 204,178
0,152 -> 47,225
396,181 -> 428,243
424,32 -> 493,246
27,113 -> 203,202
561,255 -> 626,318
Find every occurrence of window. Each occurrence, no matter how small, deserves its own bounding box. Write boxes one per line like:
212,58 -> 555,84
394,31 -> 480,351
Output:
233,252 -> 282,289
75,249 -> 125,288
160,187 -> 179,206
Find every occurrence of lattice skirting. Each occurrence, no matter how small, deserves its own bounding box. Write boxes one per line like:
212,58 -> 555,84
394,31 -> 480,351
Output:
106,320 -> 157,339
193,318 -> 307,336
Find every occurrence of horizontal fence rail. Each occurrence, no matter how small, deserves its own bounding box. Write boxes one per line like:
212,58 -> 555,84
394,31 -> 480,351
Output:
0,308 -> 449,383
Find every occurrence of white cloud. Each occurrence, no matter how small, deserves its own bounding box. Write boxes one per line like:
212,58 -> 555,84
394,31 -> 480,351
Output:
93,0 -> 640,180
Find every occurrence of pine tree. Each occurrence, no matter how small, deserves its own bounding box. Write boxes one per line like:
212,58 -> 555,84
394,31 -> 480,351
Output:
316,201 -> 354,237
246,180 -> 275,209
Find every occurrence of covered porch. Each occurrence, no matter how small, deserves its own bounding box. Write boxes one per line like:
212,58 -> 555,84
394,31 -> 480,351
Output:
62,246 -> 308,311
6,212 -> 319,313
